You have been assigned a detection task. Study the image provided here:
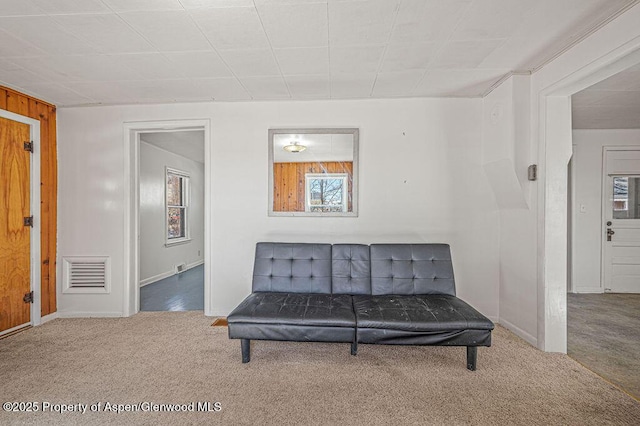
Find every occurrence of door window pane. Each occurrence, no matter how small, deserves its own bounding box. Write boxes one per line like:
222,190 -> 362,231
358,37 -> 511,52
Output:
613,176 -> 640,219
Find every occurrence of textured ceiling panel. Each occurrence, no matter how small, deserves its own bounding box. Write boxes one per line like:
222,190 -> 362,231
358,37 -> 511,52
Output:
102,0 -> 184,13
120,10 -> 212,52
0,0 -> 635,106
330,45 -> 385,74
52,14 -> 155,54
285,75 -> 330,99
391,0 -> 471,44
572,63 -> 640,129
190,7 -> 270,50
380,42 -> 438,73
163,51 -> 232,79
372,70 -> 425,96
219,49 -> 281,77
274,47 -> 329,76
240,76 -> 290,99
328,0 -> 400,46
193,77 -> 250,101
331,73 -> 377,98
0,16 -> 96,55
257,3 -> 328,48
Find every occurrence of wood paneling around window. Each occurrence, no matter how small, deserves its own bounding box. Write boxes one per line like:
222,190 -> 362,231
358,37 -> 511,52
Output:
1,86 -> 57,317
273,162 -> 353,212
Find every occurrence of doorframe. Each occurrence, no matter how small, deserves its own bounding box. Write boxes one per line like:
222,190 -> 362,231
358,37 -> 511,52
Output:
600,146 -> 640,293
123,119 -> 211,317
538,42 -> 640,352
0,109 -> 41,332
567,145 -> 576,294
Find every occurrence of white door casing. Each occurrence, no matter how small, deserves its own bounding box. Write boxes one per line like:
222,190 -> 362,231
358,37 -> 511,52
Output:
123,119 -> 212,317
602,147 -> 640,293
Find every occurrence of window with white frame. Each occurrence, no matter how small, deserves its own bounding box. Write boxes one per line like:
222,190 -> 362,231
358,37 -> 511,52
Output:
166,168 -> 190,244
305,173 -> 348,213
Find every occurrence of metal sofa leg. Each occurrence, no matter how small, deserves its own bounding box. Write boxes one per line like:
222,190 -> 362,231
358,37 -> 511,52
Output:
241,339 -> 251,363
466,346 -> 477,371
351,341 -> 358,356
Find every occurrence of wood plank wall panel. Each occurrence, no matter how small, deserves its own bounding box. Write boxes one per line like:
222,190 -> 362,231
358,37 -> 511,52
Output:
1,86 -> 57,316
273,162 -> 353,212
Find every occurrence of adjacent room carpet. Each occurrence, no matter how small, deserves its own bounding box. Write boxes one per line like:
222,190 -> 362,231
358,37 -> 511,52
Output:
1,312 -> 638,425
568,293 -> 640,400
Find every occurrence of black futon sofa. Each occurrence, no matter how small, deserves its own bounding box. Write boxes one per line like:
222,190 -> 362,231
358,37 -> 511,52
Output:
227,243 -> 494,370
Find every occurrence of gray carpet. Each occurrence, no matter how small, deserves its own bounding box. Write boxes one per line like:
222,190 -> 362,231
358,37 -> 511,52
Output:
1,312 -> 638,425
568,293 -> 640,399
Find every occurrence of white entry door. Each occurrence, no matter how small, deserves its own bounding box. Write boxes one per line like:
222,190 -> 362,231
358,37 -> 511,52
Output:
602,148 -> 640,293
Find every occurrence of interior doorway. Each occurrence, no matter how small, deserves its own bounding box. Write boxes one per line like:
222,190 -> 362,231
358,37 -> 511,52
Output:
138,130 -> 205,311
567,63 -> 640,398
123,119 -> 211,317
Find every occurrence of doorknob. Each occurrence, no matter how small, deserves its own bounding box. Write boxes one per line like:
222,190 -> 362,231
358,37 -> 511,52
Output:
607,228 -> 615,241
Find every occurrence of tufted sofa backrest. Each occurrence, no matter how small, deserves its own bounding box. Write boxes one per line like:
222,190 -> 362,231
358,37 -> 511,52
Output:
331,244 -> 371,294
370,244 -> 456,296
251,242 -> 456,296
252,243 -> 332,293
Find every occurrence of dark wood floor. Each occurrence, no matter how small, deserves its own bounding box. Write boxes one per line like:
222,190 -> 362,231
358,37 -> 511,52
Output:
568,293 -> 640,400
140,265 -> 204,311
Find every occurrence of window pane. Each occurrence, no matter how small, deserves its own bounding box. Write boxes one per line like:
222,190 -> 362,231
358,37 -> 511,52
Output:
168,207 -> 185,238
614,177 -> 640,219
167,174 -> 182,206
309,178 -> 344,207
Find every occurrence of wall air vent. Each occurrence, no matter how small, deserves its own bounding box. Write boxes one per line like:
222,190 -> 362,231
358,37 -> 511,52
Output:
175,262 -> 187,274
62,256 -> 110,294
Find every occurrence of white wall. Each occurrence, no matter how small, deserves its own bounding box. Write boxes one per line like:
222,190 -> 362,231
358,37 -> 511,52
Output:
487,3 -> 640,351
571,129 -> 640,293
139,141 -> 204,285
482,75 -> 538,345
57,98 -> 500,319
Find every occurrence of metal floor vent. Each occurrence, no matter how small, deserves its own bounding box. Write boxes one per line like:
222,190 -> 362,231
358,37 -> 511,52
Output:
62,256 -> 110,294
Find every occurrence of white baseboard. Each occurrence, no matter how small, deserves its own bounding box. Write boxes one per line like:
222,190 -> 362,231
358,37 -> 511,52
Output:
498,317 -> 538,347
206,310 -> 229,317
41,312 -> 58,324
140,260 -> 204,287
57,311 -> 124,318
187,259 -> 204,270
140,270 -> 174,287
0,323 -> 32,337
572,287 -> 604,294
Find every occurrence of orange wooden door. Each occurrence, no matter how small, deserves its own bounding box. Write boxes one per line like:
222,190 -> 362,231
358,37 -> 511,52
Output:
0,116 -> 31,333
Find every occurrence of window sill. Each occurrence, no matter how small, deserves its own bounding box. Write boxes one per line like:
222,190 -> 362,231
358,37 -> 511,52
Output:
165,238 -> 192,247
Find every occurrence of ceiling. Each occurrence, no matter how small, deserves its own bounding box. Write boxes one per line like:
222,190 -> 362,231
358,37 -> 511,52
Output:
0,0 -> 636,107
572,62 -> 640,129
140,130 -> 204,163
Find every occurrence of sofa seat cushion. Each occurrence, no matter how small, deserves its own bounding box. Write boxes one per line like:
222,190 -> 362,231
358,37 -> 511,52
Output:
353,295 -> 494,332
228,292 -> 356,328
